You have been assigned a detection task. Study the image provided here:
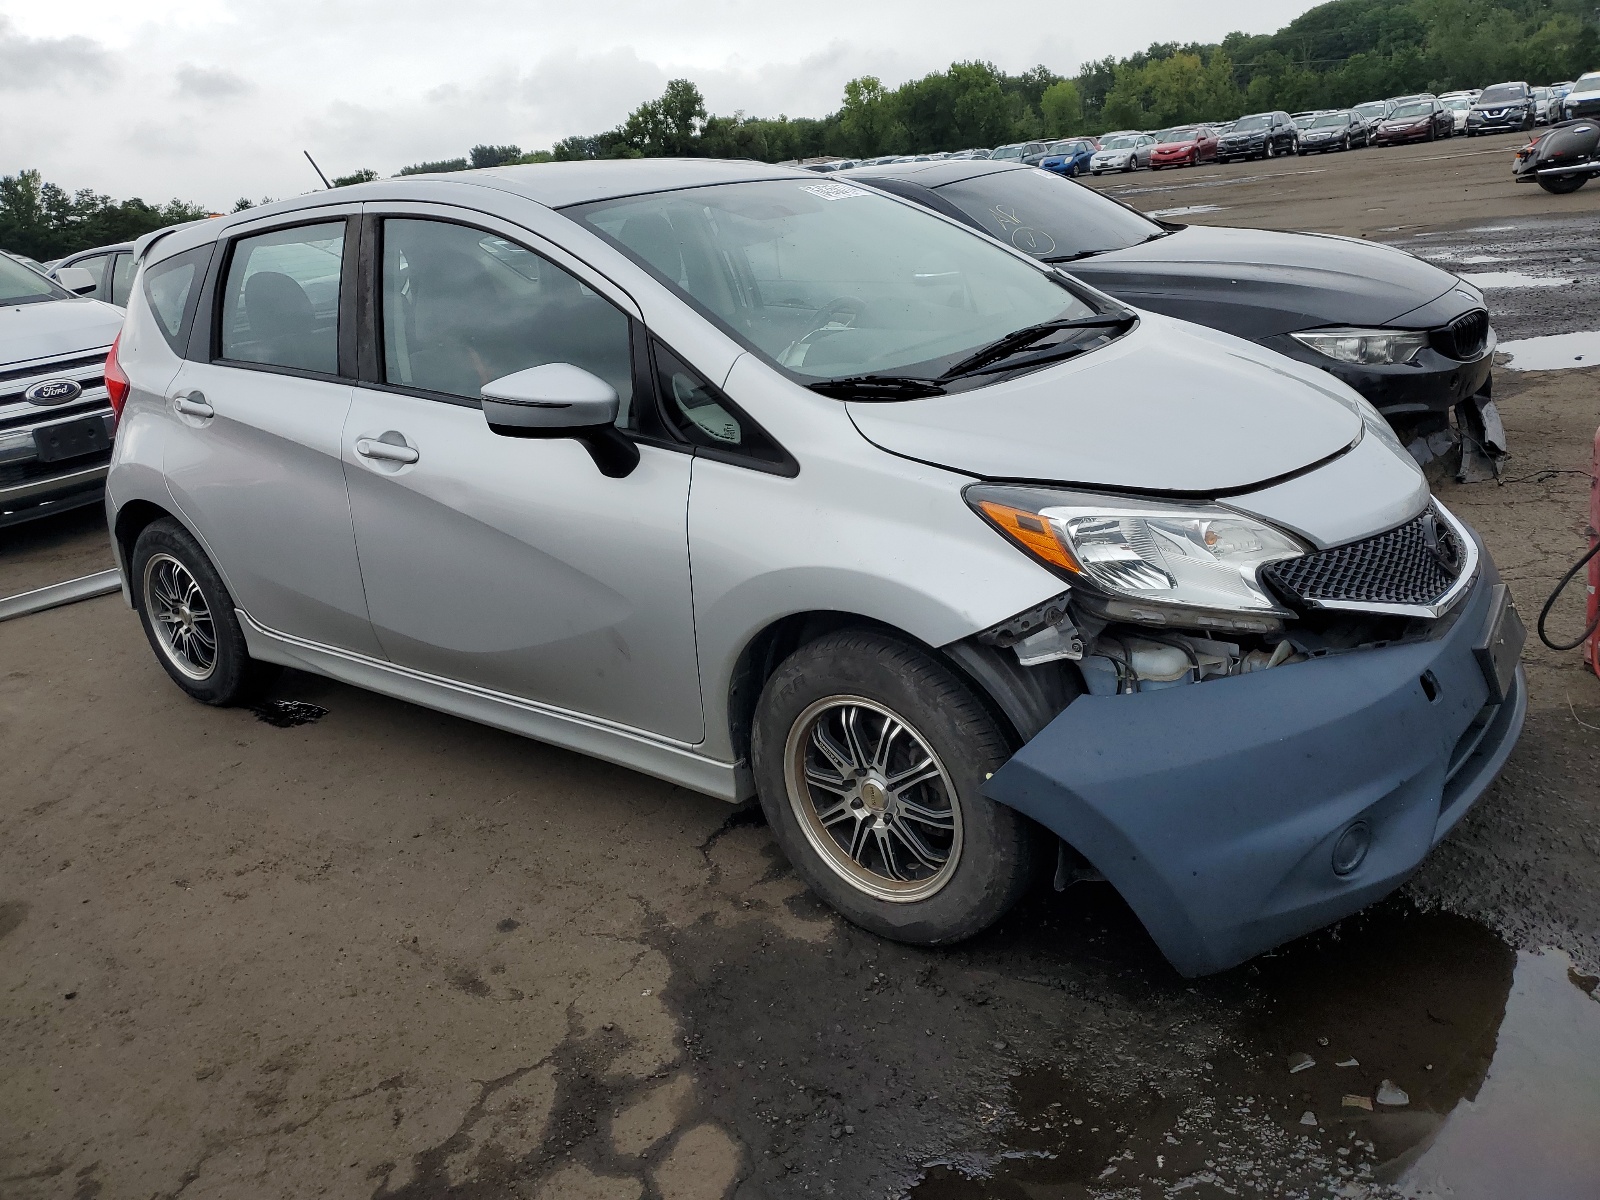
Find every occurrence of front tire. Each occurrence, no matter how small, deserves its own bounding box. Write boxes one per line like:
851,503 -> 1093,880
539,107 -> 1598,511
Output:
132,519 -> 280,705
752,630 -> 1041,945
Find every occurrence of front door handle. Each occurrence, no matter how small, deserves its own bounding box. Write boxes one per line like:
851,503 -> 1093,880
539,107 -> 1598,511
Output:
173,392 -> 214,418
355,437 -> 419,465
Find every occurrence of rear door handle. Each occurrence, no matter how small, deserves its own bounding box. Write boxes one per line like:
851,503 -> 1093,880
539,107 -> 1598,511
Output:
355,438 -> 419,465
173,392 -> 214,418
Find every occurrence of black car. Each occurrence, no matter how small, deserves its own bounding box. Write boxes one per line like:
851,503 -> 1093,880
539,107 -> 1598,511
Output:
1296,109 -> 1371,152
1467,82 -> 1536,135
842,159 -> 1502,474
1215,111 -> 1299,161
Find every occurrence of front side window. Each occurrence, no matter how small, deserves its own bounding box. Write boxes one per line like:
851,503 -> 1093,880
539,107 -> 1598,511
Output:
938,168 -> 1162,261
380,218 -> 634,416
220,222 -> 344,373
572,179 -> 1099,385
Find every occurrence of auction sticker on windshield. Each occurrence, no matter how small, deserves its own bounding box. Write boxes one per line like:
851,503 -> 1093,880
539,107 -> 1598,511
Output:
802,181 -> 869,201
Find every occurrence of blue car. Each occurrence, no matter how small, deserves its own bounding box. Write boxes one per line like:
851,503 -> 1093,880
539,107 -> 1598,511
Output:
1038,137 -> 1098,177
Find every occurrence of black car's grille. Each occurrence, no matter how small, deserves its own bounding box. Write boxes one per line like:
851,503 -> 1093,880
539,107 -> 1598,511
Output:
1434,309 -> 1490,361
1264,506 -> 1462,608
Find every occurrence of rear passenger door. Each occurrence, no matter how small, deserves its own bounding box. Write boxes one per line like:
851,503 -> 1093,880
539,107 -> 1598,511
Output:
161,208 -> 381,657
342,208 -> 703,743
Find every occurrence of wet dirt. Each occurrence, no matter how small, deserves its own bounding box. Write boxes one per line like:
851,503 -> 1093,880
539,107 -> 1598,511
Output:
250,699 -> 329,728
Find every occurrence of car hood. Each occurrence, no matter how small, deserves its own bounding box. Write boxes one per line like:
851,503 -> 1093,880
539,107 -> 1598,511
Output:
0,297 -> 123,366
1065,224 -> 1460,339
846,312 -> 1362,494
1155,142 -> 1197,151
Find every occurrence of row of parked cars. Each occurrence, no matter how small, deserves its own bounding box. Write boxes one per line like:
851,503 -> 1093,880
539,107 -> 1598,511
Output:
0,143 -> 1523,979
796,73 -> 1600,179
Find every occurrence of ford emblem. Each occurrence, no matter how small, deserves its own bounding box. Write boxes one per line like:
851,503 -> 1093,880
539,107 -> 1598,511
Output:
25,378 -> 83,406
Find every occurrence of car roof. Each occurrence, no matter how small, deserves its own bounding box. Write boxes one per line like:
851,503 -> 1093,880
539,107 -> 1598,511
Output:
62,242 -> 135,260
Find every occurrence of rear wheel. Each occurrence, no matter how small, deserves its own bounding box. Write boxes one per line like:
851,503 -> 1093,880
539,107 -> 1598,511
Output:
132,519 -> 280,706
1540,173 -> 1590,194
752,630 -> 1042,945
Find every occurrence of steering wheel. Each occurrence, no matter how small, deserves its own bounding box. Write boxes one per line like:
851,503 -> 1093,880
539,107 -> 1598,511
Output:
800,295 -> 867,340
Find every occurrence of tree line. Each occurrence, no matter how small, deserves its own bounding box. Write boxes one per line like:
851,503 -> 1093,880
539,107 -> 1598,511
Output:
5,0 -> 1598,260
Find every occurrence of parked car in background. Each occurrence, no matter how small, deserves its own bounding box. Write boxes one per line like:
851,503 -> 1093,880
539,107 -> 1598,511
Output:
1468,82 -> 1536,134
0,252 -> 125,527
2,249 -> 51,277
844,158 -> 1501,470
1038,138 -> 1099,176
1532,86 -> 1556,124
990,142 -> 1047,164
1375,98 -> 1454,144
1290,110 -> 1325,131
105,158 -> 1524,978
1439,93 -> 1473,133
1549,81 -> 1575,114
1088,132 -> 1153,173
1296,110 -> 1370,152
1352,99 -> 1395,140
1216,112 -> 1298,161
1564,73 -> 1600,120
1148,125 -> 1219,168
50,242 -> 137,308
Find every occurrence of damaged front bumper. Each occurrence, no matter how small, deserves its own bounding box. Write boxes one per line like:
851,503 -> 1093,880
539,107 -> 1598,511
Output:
982,553 -> 1525,978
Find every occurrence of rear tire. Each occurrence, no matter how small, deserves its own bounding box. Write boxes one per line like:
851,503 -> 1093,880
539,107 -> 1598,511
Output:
1540,174 -> 1590,194
132,519 -> 281,706
752,629 -> 1042,946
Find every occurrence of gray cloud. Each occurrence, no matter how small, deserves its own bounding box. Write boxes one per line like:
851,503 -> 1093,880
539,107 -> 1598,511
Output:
0,15 -> 113,91
174,63 -> 252,99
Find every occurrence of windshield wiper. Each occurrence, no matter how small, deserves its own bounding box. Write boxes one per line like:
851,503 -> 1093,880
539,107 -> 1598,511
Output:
1039,249 -> 1106,263
806,374 -> 948,400
939,315 -> 1136,380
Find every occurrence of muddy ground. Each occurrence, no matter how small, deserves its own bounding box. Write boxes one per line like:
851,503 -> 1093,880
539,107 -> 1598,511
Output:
4,139 -> 1600,1200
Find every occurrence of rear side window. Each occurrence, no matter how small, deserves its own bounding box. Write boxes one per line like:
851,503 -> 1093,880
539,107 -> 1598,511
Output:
379,218 -> 634,416
143,245 -> 213,353
220,222 -> 345,373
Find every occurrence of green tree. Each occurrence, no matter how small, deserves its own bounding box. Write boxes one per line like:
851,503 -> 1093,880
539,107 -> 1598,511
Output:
1040,80 -> 1083,135
331,168 -> 377,187
469,144 -> 523,169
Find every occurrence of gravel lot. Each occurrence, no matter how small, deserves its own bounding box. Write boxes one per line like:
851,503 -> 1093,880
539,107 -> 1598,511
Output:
4,137 -> 1600,1200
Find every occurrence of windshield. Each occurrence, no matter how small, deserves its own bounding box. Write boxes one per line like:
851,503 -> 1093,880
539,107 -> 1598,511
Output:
1158,128 -> 1199,143
1479,85 -> 1524,105
1354,102 -> 1387,118
1444,97 -> 1469,110
935,167 -> 1164,261
0,254 -> 70,306
572,179 -> 1098,384
1101,136 -> 1138,150
1392,102 -> 1432,119
989,145 -> 1024,160
1048,140 -> 1090,155
1231,115 -> 1272,132
1578,74 -> 1600,93
1311,113 -> 1349,128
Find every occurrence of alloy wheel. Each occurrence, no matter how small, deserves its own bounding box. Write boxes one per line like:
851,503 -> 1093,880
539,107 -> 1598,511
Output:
783,696 -> 963,902
143,552 -> 218,681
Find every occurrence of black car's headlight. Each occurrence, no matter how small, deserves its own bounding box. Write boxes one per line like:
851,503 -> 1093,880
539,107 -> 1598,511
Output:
1291,327 -> 1429,366
967,486 -> 1304,630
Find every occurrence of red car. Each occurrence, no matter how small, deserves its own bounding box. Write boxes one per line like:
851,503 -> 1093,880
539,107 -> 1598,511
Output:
1149,125 -> 1220,169
1374,98 -> 1454,145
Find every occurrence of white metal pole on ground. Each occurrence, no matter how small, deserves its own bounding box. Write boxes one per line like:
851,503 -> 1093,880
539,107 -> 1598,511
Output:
0,570 -> 122,623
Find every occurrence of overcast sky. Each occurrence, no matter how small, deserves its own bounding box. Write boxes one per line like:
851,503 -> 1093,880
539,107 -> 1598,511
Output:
1,0 -> 1320,208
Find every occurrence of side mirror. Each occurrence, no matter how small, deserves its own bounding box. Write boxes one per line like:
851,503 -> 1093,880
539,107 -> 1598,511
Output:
480,363 -> 639,478
54,266 -> 98,296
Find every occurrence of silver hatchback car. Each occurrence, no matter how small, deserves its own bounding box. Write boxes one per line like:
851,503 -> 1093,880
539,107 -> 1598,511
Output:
106,160 -> 1524,975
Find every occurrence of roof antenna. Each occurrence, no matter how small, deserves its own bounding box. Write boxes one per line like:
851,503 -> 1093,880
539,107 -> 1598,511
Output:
303,151 -> 333,189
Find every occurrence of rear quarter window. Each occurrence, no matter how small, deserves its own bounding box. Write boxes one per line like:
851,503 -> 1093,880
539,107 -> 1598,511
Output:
143,245 -> 215,353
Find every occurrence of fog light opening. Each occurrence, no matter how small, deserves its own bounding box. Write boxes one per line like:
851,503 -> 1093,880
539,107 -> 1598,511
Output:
1420,671 -> 1441,703
1332,821 -> 1371,877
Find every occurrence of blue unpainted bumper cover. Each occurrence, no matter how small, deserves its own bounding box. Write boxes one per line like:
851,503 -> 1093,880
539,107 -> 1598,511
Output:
982,556 -> 1526,978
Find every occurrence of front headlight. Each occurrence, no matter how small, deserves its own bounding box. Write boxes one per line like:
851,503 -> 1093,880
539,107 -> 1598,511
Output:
967,486 -> 1305,629
1291,328 -> 1429,366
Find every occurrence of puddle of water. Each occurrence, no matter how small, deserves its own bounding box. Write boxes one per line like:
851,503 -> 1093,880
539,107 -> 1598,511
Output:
1499,331 -> 1600,371
250,699 -> 328,728
1146,204 -> 1226,219
1461,271 -> 1574,289
910,906 -> 1600,1198
1458,254 -> 1508,265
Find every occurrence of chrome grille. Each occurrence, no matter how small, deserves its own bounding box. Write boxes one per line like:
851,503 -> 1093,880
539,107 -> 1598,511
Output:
1264,505 -> 1462,608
